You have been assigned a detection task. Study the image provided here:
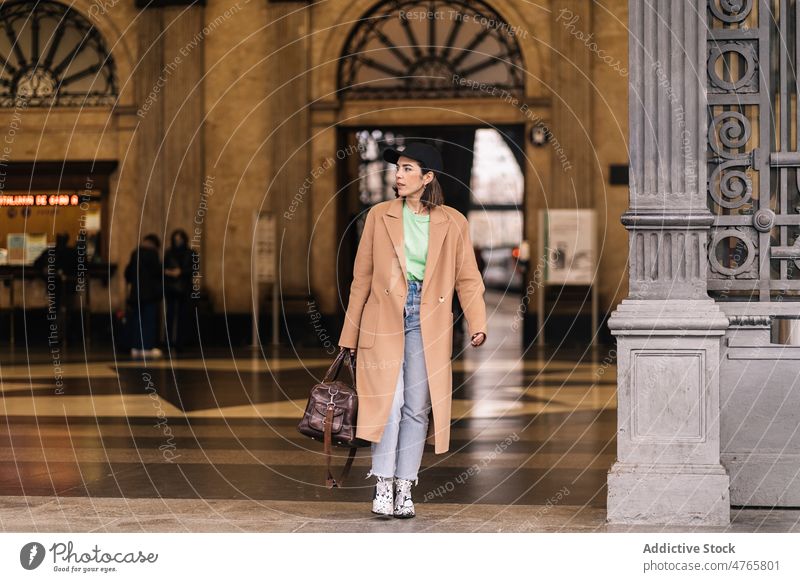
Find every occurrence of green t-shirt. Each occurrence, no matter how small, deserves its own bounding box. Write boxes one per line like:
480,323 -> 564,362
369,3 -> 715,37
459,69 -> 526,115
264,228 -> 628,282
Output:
402,199 -> 430,281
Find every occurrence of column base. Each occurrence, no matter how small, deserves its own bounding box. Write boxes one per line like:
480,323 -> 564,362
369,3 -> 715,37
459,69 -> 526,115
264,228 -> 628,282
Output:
608,298 -> 729,334
607,462 -> 730,525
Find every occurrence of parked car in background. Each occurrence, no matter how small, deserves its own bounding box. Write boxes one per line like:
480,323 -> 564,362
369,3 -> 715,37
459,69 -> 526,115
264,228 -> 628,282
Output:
481,246 -> 523,292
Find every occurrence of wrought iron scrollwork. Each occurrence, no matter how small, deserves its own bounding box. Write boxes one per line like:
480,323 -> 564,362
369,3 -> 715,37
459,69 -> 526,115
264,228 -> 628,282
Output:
708,227 -> 758,278
708,110 -> 754,210
707,42 -> 759,93
0,1 -> 118,108
705,0 -> 800,298
709,160 -> 753,209
709,111 -> 751,157
338,0 -> 525,100
708,0 -> 753,24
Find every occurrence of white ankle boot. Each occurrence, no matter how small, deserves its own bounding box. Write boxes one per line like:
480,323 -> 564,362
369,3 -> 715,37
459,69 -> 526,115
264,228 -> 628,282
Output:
393,478 -> 415,518
371,476 -> 394,516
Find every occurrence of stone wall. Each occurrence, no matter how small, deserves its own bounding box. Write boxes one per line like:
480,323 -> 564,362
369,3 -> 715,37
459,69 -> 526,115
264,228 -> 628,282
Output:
0,0 -> 632,325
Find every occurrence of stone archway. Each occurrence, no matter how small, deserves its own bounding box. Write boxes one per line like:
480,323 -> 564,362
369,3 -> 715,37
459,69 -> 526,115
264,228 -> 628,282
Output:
0,0 -> 139,314
307,0 -> 552,318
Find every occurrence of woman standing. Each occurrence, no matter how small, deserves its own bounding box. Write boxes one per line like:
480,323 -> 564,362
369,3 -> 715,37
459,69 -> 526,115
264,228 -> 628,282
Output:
338,142 -> 487,519
125,234 -> 164,359
164,229 -> 196,352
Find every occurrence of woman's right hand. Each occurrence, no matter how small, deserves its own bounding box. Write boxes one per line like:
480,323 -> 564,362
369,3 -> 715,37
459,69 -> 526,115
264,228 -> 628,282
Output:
340,345 -> 356,358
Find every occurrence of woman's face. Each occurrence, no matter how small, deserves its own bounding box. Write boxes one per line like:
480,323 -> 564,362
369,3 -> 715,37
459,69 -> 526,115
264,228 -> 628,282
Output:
394,155 -> 433,197
172,232 -> 187,248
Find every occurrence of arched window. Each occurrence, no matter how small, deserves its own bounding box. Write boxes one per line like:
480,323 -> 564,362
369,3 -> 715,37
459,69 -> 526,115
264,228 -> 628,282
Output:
0,0 -> 118,107
338,0 -> 525,99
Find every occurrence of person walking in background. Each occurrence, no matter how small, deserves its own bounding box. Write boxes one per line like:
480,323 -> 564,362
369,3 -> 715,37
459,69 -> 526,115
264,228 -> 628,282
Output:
338,141 -> 487,519
124,234 -> 163,359
164,228 -> 196,352
33,232 -> 80,344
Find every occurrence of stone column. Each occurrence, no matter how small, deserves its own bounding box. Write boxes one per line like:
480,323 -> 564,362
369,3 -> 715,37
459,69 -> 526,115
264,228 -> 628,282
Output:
606,0 -> 730,525
550,0 -> 593,208
135,9 -> 167,242
267,2 -> 310,296
136,3 -> 205,248
161,5 -> 206,243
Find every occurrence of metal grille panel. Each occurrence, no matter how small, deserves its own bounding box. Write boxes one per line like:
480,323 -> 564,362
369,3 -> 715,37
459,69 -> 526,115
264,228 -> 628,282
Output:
707,0 -> 800,300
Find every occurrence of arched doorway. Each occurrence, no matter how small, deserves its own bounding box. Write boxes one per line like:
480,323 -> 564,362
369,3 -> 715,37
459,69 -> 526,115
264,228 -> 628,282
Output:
330,0 -> 532,349
0,0 -> 118,107
0,0 -> 137,344
336,0 -> 525,101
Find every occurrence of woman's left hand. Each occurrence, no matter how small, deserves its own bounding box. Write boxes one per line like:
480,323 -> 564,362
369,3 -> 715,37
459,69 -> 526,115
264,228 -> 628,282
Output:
470,332 -> 486,347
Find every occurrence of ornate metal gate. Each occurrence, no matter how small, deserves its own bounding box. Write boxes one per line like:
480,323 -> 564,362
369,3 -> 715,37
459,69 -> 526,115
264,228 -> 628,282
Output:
708,0 -> 800,506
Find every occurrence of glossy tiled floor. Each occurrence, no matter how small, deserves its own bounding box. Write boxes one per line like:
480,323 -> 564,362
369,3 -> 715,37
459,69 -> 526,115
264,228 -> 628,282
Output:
0,292 -> 797,532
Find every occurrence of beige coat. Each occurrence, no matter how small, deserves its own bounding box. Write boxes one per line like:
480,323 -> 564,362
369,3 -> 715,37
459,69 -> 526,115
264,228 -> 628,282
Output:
338,196 -> 487,454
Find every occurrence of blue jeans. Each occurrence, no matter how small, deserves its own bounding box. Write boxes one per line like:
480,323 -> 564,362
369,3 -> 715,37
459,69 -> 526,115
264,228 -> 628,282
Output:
130,301 -> 158,350
366,279 -> 432,486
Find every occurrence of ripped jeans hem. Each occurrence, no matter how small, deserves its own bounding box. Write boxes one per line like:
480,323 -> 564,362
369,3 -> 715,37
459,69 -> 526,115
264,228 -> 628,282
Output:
365,469 -> 419,487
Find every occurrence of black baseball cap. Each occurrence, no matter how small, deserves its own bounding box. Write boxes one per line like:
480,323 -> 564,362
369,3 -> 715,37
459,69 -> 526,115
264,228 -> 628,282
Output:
383,142 -> 444,177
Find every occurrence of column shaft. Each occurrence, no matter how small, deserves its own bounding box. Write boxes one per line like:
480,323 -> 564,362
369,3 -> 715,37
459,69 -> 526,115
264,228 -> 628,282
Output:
607,0 -> 730,526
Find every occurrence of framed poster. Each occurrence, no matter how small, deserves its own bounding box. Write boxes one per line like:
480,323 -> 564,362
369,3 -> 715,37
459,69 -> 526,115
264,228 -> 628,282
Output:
6,233 -> 27,263
27,233 -> 48,264
539,209 -> 596,285
254,212 -> 276,284
251,211 -> 278,347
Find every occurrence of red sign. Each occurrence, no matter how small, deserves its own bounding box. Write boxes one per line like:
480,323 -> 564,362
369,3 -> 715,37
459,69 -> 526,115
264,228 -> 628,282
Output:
0,193 -> 80,207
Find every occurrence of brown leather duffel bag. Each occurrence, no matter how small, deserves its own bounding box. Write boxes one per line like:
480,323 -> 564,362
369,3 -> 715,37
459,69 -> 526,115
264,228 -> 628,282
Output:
297,347 -> 371,488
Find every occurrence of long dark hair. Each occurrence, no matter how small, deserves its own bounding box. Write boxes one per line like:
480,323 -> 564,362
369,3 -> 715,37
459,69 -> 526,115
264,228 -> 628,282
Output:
392,166 -> 445,210
170,228 -> 189,249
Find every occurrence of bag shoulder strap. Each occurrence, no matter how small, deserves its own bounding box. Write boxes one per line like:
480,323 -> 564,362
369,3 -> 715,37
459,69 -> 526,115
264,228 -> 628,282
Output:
323,403 -> 358,488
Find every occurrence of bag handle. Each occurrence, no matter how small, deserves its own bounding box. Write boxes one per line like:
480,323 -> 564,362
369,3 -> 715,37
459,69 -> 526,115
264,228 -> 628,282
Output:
321,348 -> 358,488
322,347 -> 356,386
323,403 -> 358,488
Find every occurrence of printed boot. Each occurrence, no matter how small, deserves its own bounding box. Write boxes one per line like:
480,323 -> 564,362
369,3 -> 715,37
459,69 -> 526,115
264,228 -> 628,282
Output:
393,478 -> 415,518
371,476 -> 394,517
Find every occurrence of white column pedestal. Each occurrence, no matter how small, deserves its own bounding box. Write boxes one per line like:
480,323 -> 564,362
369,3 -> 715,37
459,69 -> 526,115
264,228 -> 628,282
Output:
607,300 -> 730,525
